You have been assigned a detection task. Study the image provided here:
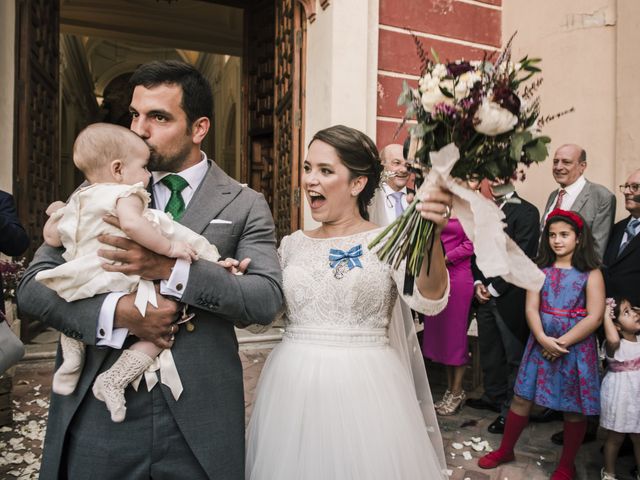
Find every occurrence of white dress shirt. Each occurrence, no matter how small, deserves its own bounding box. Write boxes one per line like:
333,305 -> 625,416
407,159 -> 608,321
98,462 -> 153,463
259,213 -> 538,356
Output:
543,175 -> 587,222
97,153 -> 210,348
381,182 -> 409,224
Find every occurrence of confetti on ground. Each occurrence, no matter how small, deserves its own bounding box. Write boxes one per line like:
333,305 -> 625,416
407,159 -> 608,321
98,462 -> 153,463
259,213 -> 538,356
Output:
462,451 -> 473,461
452,442 -> 464,450
0,380 -> 49,480
471,440 -> 490,452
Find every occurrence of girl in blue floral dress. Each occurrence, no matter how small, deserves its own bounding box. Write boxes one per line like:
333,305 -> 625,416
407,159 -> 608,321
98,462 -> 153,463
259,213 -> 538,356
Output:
478,209 -> 605,480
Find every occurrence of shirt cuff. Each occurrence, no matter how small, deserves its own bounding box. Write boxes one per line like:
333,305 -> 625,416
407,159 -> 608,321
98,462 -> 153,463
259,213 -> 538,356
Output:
488,284 -> 501,298
160,258 -> 191,299
473,280 -> 483,286
97,292 -> 129,348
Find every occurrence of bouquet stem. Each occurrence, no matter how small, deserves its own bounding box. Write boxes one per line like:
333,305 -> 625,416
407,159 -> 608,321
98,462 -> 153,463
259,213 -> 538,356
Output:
369,188 -> 438,295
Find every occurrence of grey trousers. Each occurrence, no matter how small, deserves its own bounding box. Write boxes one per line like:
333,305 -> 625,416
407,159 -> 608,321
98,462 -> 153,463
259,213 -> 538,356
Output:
62,378 -> 208,480
476,298 -> 525,417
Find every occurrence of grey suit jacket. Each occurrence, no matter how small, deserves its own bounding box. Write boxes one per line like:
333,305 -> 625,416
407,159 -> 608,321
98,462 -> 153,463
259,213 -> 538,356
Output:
543,179 -> 616,257
16,161 -> 284,479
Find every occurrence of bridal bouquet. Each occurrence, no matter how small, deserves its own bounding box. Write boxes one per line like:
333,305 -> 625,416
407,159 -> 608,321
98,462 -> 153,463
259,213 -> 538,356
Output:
370,38 -> 551,291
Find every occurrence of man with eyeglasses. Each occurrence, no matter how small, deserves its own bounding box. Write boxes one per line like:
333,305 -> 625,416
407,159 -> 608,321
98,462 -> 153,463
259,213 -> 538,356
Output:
603,169 -> 640,306
541,144 -> 616,257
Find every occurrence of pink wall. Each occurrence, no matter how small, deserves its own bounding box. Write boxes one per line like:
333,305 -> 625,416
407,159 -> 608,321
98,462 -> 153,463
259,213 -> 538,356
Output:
376,0 -> 502,149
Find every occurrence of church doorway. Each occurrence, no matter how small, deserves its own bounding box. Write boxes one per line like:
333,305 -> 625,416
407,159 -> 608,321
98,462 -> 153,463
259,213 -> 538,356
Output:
14,0 -> 307,339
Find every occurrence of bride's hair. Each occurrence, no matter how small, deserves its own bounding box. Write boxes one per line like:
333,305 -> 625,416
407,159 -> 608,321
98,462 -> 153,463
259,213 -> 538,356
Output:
310,125 -> 383,220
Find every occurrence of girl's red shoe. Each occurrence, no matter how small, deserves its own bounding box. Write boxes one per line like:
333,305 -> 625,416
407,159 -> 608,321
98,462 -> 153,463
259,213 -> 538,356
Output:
550,464 -> 576,480
477,450 -> 515,469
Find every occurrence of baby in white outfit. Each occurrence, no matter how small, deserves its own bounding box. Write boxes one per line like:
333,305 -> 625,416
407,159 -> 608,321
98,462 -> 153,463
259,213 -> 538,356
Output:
37,123 -> 225,422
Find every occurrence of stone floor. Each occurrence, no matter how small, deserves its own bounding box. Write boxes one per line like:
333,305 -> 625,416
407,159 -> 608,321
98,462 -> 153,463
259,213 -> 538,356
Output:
1,343 -> 637,479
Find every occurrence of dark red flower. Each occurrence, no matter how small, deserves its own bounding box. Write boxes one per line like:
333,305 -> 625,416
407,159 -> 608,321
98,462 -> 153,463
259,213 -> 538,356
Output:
447,61 -> 474,77
493,85 -> 521,116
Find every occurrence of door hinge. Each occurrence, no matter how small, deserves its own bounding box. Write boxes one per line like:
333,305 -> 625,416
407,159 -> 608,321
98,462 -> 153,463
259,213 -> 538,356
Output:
294,110 -> 301,128
293,187 -> 301,206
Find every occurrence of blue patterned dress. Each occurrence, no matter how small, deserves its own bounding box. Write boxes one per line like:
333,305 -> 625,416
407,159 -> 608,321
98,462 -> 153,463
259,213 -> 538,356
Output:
514,267 -> 600,415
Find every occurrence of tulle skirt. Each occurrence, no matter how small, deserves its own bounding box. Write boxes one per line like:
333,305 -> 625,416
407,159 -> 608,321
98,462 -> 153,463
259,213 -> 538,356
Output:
246,327 -> 444,480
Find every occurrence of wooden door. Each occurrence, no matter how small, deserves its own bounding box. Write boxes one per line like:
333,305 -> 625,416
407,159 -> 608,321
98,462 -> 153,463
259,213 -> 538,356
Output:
14,0 -> 60,340
244,0 -> 305,241
14,0 -> 60,259
273,0 -> 305,240
243,0 -> 276,211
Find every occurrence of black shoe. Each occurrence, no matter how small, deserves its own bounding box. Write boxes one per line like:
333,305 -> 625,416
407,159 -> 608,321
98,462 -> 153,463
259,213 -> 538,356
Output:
550,429 -> 598,446
466,397 -> 501,413
530,408 -> 563,423
488,415 -> 506,434
619,435 -> 635,457
551,430 -> 563,445
631,466 -> 638,478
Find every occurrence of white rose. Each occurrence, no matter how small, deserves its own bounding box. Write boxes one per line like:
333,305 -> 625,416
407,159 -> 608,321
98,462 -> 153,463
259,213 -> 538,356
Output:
421,89 -> 453,114
453,78 -> 470,98
418,74 -> 431,93
462,71 -> 481,89
473,100 -> 518,136
432,63 -> 447,79
439,78 -> 469,99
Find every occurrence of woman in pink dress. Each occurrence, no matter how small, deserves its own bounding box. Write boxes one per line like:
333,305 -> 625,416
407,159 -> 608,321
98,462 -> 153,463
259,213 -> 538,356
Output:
422,214 -> 474,415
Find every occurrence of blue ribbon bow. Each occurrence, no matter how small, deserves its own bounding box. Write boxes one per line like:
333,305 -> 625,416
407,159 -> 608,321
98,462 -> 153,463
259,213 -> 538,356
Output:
329,244 -> 363,271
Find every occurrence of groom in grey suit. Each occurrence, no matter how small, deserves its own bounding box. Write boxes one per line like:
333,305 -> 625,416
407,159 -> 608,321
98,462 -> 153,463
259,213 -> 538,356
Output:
541,144 -> 615,257
17,61 -> 283,479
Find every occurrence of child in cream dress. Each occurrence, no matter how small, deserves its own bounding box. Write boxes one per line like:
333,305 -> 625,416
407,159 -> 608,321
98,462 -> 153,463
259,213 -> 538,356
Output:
36,123 -> 222,422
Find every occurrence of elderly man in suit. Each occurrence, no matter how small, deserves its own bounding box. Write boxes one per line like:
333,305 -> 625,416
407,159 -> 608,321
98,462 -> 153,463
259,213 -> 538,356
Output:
466,179 -> 540,434
17,61 -> 283,480
541,144 -> 615,257
603,169 -> 640,305
369,143 -> 413,225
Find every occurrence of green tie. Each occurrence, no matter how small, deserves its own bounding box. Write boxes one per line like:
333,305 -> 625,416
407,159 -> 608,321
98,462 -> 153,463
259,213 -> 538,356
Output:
161,174 -> 189,220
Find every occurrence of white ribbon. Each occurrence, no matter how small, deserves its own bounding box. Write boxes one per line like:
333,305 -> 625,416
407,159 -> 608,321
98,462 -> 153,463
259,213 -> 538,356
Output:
133,279 -> 158,317
422,143 -> 545,292
131,349 -> 184,401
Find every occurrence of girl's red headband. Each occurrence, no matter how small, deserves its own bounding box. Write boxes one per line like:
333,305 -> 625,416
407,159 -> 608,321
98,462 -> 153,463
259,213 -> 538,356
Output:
547,208 -> 584,231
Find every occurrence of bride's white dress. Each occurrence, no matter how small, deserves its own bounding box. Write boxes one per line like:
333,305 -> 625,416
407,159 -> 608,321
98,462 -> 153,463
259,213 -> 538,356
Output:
246,230 -> 449,480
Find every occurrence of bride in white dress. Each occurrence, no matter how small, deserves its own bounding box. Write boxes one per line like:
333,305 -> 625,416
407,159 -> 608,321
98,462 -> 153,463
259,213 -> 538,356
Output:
246,125 -> 452,479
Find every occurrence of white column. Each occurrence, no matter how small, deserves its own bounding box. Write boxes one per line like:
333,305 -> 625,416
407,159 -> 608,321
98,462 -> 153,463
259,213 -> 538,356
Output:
0,1 -> 15,192
303,0 -> 379,229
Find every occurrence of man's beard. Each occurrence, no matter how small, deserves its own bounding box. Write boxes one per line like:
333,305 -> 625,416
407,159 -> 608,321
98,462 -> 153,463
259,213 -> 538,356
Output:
147,143 -> 191,172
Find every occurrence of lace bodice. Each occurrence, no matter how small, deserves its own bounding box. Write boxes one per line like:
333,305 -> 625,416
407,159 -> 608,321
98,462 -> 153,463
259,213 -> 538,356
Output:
279,230 -> 448,331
